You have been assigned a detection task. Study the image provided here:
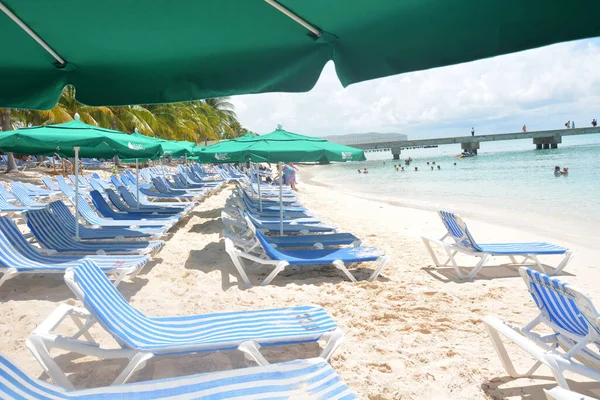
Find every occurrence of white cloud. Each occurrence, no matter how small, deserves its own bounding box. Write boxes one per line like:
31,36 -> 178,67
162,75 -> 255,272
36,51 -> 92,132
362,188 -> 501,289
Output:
231,38 -> 600,138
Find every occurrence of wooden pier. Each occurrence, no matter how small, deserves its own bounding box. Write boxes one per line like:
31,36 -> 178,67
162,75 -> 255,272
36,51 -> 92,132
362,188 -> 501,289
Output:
349,127 -> 600,159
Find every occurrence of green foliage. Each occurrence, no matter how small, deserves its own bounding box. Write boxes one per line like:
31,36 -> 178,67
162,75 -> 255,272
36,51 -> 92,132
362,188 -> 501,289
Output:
6,87 -> 247,143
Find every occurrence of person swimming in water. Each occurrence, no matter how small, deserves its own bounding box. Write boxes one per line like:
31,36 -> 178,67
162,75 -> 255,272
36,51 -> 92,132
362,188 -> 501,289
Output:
431,166 -> 434,170
554,166 -> 562,176
561,166 -> 569,175
400,167 -> 405,172
363,168 -> 369,174
358,169 -> 362,174
414,167 -> 418,171
437,165 -> 441,170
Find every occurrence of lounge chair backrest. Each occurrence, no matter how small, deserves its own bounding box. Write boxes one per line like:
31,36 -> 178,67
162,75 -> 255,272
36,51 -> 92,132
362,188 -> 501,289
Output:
10,183 -> 40,207
0,184 -> 15,200
25,209 -> 74,248
438,210 -> 483,252
110,175 -> 123,187
152,177 -> 169,192
519,267 -> 600,341
56,176 -> 75,199
120,174 -> 132,186
75,196 -> 103,224
0,192 -> 15,210
66,262 -> 148,348
0,216 -> 42,260
0,219 -> 50,270
105,189 -> 130,210
48,201 -> 77,232
41,176 -> 60,191
89,178 -> 105,193
90,190 -> 117,216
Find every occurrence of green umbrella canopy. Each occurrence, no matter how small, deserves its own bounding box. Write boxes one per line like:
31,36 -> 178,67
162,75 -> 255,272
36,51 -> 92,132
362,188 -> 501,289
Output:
0,117 -> 163,159
198,127 -> 365,163
2,1 -> 600,109
129,131 -> 196,158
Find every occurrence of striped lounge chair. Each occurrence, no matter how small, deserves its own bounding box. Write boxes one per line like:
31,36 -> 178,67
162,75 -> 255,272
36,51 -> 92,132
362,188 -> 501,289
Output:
27,261 -> 344,389
484,267 -> 600,392
421,210 -> 573,280
24,209 -> 164,256
48,201 -> 162,240
117,185 -> 194,212
75,196 -> 177,229
0,218 -> 147,288
0,353 -> 357,398
225,225 -> 388,286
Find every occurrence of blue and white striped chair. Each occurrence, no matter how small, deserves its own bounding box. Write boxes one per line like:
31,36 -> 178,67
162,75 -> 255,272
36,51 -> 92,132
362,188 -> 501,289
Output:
10,183 -> 47,209
27,261 -> 344,389
24,209 -> 164,256
0,217 -> 147,289
0,354 -> 356,398
484,267 -> 600,391
421,210 -> 573,280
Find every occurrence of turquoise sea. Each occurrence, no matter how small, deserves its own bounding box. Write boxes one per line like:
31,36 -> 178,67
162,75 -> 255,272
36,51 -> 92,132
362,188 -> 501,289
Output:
309,134 -> 600,248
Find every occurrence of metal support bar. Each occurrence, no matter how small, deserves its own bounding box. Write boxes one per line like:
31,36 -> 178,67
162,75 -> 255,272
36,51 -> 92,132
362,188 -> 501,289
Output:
264,0 -> 322,37
0,1 -> 65,65
74,147 -> 80,241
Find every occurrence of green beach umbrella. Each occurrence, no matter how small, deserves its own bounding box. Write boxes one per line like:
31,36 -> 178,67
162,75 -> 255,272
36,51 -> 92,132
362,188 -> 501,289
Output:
0,115 -> 164,239
0,118 -> 163,159
199,126 -> 365,234
198,128 -> 366,163
128,130 -> 197,159
2,1 -> 600,109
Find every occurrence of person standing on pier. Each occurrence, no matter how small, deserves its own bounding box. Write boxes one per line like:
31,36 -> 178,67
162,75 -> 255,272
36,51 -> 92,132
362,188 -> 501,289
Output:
471,127 -> 475,136
572,121 -> 575,129
522,124 -> 527,132
592,119 -> 597,127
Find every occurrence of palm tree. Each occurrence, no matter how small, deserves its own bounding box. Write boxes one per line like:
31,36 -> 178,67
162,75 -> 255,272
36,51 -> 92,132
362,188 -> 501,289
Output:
5,90 -> 248,166
0,108 -> 19,173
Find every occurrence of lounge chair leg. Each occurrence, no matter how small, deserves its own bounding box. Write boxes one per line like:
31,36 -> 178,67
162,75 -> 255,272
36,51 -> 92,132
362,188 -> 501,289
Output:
69,315 -> 96,342
112,352 -> 155,385
421,237 -> 441,267
509,256 -> 517,264
238,341 -> 270,366
225,244 -> 252,285
260,261 -> 288,286
368,256 -> 389,281
319,328 -> 344,361
442,251 -> 458,267
530,255 -> 548,274
332,260 -> 357,282
0,268 -> 18,290
445,248 -> 465,279
483,316 -> 547,380
552,251 -> 574,276
26,335 -> 76,390
465,254 -> 491,280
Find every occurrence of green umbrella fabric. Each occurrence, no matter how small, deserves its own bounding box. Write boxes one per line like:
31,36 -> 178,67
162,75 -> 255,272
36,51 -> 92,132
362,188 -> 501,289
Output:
2,1 -> 599,109
0,118 -> 163,159
197,128 -> 365,163
128,131 -> 197,158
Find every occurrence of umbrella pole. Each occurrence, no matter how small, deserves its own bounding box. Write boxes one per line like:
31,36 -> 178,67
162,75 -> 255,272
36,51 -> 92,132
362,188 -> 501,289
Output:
74,147 -> 80,241
135,158 -> 140,209
279,162 -> 283,236
255,163 -> 262,212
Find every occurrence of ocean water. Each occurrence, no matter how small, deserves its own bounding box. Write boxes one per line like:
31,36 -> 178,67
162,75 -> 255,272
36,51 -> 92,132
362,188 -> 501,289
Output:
309,134 -> 600,247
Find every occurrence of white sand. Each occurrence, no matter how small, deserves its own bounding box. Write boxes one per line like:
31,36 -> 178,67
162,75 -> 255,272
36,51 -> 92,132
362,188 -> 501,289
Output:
1,166 -> 599,399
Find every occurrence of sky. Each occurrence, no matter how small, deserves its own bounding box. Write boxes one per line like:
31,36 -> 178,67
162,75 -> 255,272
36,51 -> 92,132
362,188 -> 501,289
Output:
231,38 -> 600,140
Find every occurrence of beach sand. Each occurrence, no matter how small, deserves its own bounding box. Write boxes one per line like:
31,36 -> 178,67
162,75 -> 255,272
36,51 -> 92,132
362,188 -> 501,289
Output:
1,166 -> 599,399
